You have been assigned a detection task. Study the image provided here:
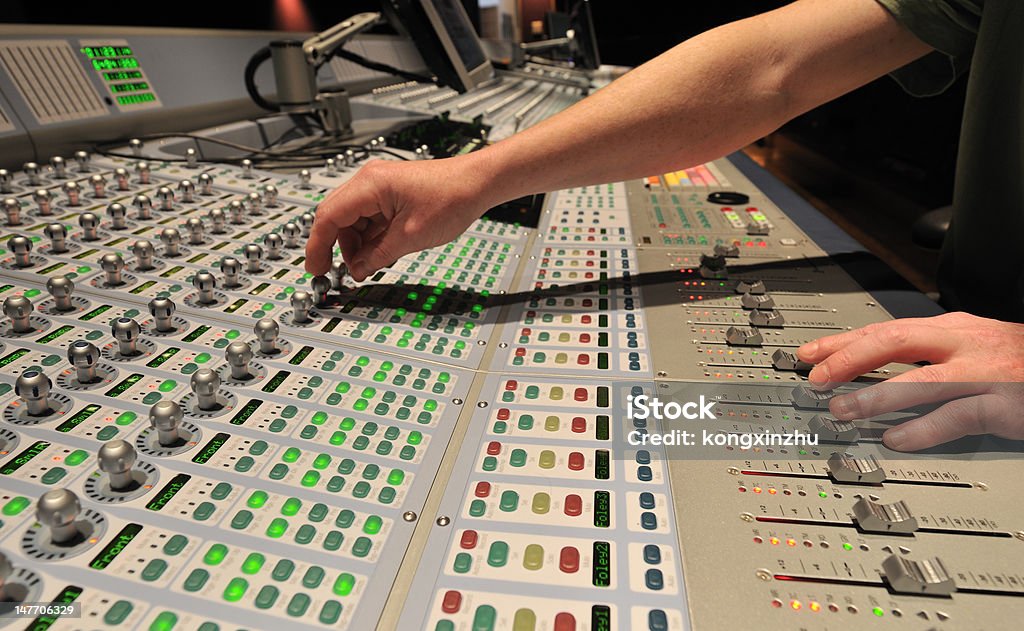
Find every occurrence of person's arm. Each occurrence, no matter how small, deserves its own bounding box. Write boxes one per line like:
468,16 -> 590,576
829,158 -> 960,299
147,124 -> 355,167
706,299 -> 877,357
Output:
306,0 -> 931,280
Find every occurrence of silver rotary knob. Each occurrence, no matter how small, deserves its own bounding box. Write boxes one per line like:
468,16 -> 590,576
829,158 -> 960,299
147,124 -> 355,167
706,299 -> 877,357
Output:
299,212 -> 314,237
9,236 -> 32,268
190,368 -> 221,411
63,180 -> 81,206
240,158 -> 254,179
78,212 -> 100,241
264,232 -> 283,260
23,162 -> 41,186
331,260 -> 348,291
36,488 -> 82,545
97,440 -> 137,491
106,202 -> 128,230
291,290 -> 313,324
344,149 -> 355,166
89,173 -> 106,198
67,340 -> 101,384
208,207 -> 226,233
129,138 -> 143,157
178,179 -> 195,203
111,317 -> 141,356
281,222 -> 300,248
310,275 -> 331,306
3,198 -> 21,226
0,169 -> 11,193
133,193 -> 153,220
135,160 -> 151,185
34,189 -> 53,215
225,341 -> 254,380
50,156 -> 68,179
149,400 -> 183,446
243,243 -> 263,274
228,200 -> 245,224
73,150 -> 92,172
160,228 -> 181,257
198,172 -> 214,196
324,157 -> 338,176
193,271 -> 216,305
184,147 -> 198,169
113,167 -> 130,191
254,317 -> 280,355
245,191 -> 261,216
46,277 -> 75,312
45,223 -> 68,253
148,297 -> 176,333
262,184 -> 278,207
100,253 -> 124,286
15,369 -> 52,416
186,217 -> 204,245
156,186 -> 175,211
298,169 -> 312,188
4,296 -> 34,334
131,239 -> 155,271
220,256 -> 241,288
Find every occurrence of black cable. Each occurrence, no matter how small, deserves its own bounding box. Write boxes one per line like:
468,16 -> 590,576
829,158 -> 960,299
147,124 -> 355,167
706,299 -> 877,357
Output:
329,47 -> 434,84
244,46 -> 278,111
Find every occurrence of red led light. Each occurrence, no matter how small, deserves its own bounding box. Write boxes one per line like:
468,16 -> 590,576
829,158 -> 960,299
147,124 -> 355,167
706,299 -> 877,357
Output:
771,599 -> 783,609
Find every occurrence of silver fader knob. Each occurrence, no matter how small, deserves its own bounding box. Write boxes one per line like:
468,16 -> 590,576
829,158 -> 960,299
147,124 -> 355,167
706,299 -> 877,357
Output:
98,440 -> 137,491
225,341 -> 254,380
129,138 -> 143,157
771,349 -> 811,372
262,184 -> 278,207
3,198 -> 21,225
208,207 -> 226,233
89,174 -> 106,198
15,370 -> 51,416
852,497 -> 919,534
23,162 -> 42,186
735,279 -> 766,295
45,223 -> 68,253
100,253 -> 124,286
740,292 -> 775,310
246,191 -> 261,216
156,186 -> 175,211
50,156 -> 68,179
299,212 -> 314,238
264,233 -> 283,260
748,308 -> 785,328
281,222 -> 300,248
47,277 -> 75,312
186,217 -> 204,245
160,228 -> 181,257
149,400 -> 183,446
4,296 -> 33,334
133,193 -> 153,220
324,157 -> 338,176
63,181 -> 81,207
191,368 -> 221,411
240,158 -> 254,179
149,297 -> 176,333
724,326 -> 762,347
882,555 -> 956,597
34,189 -> 53,215
193,271 -> 216,305
79,212 -> 100,241
331,260 -> 348,291
112,317 -> 141,356
185,147 -> 198,168
135,161 -> 151,184
229,200 -> 245,224
298,169 -> 312,188
74,150 -> 92,172
220,257 -> 241,288
106,203 -> 128,230
9,236 -> 32,268
291,290 -> 313,324
0,169 -> 11,193
114,168 -> 130,191
243,243 -> 263,274
828,452 -> 885,484
67,340 -> 100,384
131,240 -> 155,271
36,488 -> 82,545
178,179 -> 195,203
310,275 -> 331,306
198,172 -> 214,196
254,317 -> 279,355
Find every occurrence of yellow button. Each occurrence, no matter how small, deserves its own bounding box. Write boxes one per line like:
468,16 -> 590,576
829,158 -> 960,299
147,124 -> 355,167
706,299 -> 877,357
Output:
555,353 -> 568,364
523,544 -> 544,570
531,493 -> 550,514
538,450 -> 556,469
550,387 -> 564,400
558,333 -> 570,343
513,608 -> 537,631
544,416 -> 560,432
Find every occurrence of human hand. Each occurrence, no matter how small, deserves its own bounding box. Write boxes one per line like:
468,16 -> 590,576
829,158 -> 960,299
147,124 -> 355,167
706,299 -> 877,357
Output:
304,154 -> 502,281
796,312 -> 1024,451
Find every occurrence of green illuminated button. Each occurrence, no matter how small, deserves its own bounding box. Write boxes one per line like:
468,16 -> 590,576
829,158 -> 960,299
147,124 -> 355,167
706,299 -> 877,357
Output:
115,411 -> 137,425
538,450 -> 556,469
309,503 -> 329,522
323,530 -> 344,551
104,600 -> 134,625
192,502 -> 215,521
241,552 -> 265,575
531,493 -> 551,515
223,577 -> 248,602
303,566 -> 325,588
510,449 -> 527,467
2,496 -> 29,516
183,568 -> 209,592
142,558 -> 168,582
282,497 -> 302,516
301,470 -> 320,487
363,515 -> 383,535
247,490 -> 268,508
473,605 -> 497,631
41,467 -> 67,485
329,431 -> 346,445
282,447 -> 301,463
352,536 -> 372,557
150,611 -> 178,631
312,453 -> 331,470
333,572 -> 355,596
266,517 -> 288,538
272,559 -> 294,581
231,510 -> 253,530
65,449 -> 89,466
255,585 -> 279,609
487,541 -> 509,567
523,544 -> 544,570
158,380 -> 176,392
453,552 -> 472,574
211,482 -> 233,500
387,469 -> 405,485
164,534 -> 188,556
499,490 -> 519,512
203,544 -> 228,566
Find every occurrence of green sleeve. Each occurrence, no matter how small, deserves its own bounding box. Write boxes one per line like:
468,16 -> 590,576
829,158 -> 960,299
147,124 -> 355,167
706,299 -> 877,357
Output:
874,0 -> 982,96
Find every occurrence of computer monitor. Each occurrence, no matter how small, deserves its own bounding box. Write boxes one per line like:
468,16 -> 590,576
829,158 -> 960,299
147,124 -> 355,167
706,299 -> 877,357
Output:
568,0 -> 600,71
382,0 -> 494,93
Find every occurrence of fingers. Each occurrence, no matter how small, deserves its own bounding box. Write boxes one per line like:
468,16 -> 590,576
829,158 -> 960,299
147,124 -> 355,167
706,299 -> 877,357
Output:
829,375 -> 989,420
802,323 -> 959,387
304,180 -> 380,275
882,393 -> 1004,451
348,227 -> 404,281
797,317 -> 933,363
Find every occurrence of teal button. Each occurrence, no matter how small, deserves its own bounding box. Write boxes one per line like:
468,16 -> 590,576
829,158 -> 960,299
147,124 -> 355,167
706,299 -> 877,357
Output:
103,600 -> 133,625
287,593 -> 311,617
96,426 -> 119,440
272,559 -> 294,582
41,467 -> 67,485
323,530 -> 344,551
295,524 -> 316,545
302,566 -> 325,589
378,487 -> 396,504
309,502 -> 328,522
269,463 -> 289,480
192,502 -> 215,521
487,541 -> 509,567
183,568 -> 210,592
319,600 -> 343,625
211,482 -> 232,500
352,536 -> 372,557
142,558 -> 167,582
255,585 -> 279,609
142,392 -> 161,405
231,510 -> 253,530
163,534 -> 188,556
473,605 -> 497,631
335,509 -> 355,528
453,552 -> 472,574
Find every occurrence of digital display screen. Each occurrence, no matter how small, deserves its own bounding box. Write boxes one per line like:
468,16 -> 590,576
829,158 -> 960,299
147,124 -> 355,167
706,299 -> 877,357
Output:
80,45 -> 133,58
117,93 -> 157,105
103,70 -> 143,81
108,82 -> 150,94
429,0 -> 487,71
92,57 -> 140,70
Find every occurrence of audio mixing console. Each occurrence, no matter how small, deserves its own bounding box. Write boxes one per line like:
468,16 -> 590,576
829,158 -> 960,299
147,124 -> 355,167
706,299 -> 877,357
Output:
0,30 -> 1021,631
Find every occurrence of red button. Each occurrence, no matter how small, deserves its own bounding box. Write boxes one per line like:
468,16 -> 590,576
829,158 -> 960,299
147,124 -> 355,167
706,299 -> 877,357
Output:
564,494 -> 582,516
474,481 -> 491,497
571,417 -> 586,433
460,530 -> 478,549
579,333 -> 591,343
441,590 -> 462,614
587,250 -> 595,256
577,354 -> 589,366
581,315 -> 592,324
496,408 -> 510,421
486,441 -> 501,455
582,299 -> 593,307
574,388 -> 588,402
521,328 -> 532,336
568,452 -> 584,471
554,612 -> 577,631
515,348 -> 527,357
504,380 -> 518,391
584,272 -> 594,279
559,546 -> 580,573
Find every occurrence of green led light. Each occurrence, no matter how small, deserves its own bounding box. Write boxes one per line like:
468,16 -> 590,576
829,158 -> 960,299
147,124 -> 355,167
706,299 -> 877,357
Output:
64,450 -> 89,466
335,382 -> 350,394
818,491 -> 828,499
242,552 -> 265,575
333,573 -> 355,596
266,518 -> 288,538
340,417 -> 356,430
158,380 -> 176,393
407,431 -> 422,445
301,470 -> 320,487
281,497 -> 302,516
313,454 -> 331,470
247,490 -> 268,509
363,515 -> 383,535
223,577 -> 248,602
116,411 -> 137,425
282,447 -> 301,463
872,607 -> 884,617
312,411 -> 328,424
194,352 -> 211,364
842,542 -> 853,551
203,543 -> 228,566
2,496 -> 29,516
150,611 -> 178,631
387,469 -> 405,485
